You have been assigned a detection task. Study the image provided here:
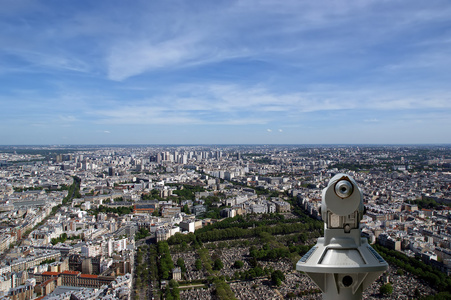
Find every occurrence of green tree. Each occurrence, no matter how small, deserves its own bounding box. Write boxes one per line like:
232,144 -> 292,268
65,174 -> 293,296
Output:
379,283 -> 393,296
166,279 -> 180,300
157,241 -> 174,280
195,259 -> 202,271
271,270 -> 285,286
176,257 -> 187,273
233,260 -> 244,269
135,227 -> 150,240
213,258 -> 224,271
213,278 -> 236,300
249,257 -> 258,268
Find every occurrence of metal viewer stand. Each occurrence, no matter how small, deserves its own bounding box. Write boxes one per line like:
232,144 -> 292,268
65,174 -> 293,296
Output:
296,174 -> 388,300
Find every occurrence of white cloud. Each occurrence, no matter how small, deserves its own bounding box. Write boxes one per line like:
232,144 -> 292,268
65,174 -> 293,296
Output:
267,129 -> 272,132
86,83 -> 451,127
107,35 -> 202,81
98,0 -> 451,81
1,47 -> 90,73
59,115 -> 77,122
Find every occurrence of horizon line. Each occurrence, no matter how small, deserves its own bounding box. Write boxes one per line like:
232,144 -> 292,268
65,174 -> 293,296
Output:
1,143 -> 451,147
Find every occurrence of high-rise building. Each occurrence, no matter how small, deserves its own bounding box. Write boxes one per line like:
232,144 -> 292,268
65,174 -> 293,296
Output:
108,166 -> 114,176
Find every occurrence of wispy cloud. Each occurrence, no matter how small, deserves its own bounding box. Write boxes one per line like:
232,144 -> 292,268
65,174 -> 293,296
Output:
99,0 -> 451,81
364,119 -> 379,123
58,115 -> 77,122
107,34 -> 204,81
85,83 -> 451,127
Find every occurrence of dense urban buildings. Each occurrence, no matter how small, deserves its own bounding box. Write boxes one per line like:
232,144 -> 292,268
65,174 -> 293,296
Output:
0,145 -> 450,299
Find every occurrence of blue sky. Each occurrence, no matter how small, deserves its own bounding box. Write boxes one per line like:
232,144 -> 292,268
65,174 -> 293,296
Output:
1,0 -> 451,145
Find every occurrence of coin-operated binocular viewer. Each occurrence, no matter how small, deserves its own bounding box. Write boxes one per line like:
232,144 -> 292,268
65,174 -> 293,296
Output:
296,174 -> 388,300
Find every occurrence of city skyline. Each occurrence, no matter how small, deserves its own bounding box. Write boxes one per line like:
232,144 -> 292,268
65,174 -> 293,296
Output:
0,144 -> 449,299
1,0 -> 451,145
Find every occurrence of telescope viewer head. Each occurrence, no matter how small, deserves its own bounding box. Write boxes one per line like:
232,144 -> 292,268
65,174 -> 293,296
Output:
321,174 -> 364,228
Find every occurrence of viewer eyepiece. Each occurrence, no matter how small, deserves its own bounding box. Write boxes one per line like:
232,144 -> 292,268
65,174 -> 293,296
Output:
334,180 -> 353,198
